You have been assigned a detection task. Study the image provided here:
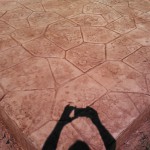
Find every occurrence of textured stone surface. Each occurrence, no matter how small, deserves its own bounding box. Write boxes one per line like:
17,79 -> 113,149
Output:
82,27 -> 119,43
88,61 -> 147,93
45,20 -> 83,50
23,37 -> 65,58
106,36 -> 142,60
0,89 -> 55,135
66,43 -> 105,72
48,58 -> 82,85
123,47 -> 150,74
125,29 -> 150,46
0,21 -> 15,35
11,27 -> 45,43
91,92 -> 140,138
70,14 -> 107,26
106,17 -> 136,34
0,35 -> 18,52
2,7 -> 32,21
0,1 -> 150,150
0,58 -> 55,91
52,74 -> 107,119
0,46 -> 32,72
28,12 -> 63,27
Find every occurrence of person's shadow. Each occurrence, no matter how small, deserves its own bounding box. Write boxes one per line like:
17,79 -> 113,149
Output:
42,105 -> 116,150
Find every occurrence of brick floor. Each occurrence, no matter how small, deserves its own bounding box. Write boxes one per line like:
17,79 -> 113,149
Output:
0,0 -> 150,149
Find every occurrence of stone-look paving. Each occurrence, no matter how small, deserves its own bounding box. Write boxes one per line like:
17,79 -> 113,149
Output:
0,0 -> 150,150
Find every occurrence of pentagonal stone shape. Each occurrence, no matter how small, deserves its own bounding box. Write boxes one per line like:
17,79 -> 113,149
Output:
28,12 -> 63,27
69,14 -> 107,26
123,47 -> 150,74
82,27 -> 119,43
23,37 -> 65,58
52,74 -> 106,119
2,7 -> 32,21
45,22 -> 83,50
0,21 -> 15,35
106,17 -> 136,34
66,43 -> 105,72
106,36 -> 142,60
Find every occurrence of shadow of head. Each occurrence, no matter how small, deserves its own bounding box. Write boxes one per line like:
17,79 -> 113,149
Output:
69,140 -> 90,150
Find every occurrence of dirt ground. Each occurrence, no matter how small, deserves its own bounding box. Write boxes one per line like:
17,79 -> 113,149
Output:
0,120 -> 22,150
121,120 -> 150,150
0,120 -> 150,150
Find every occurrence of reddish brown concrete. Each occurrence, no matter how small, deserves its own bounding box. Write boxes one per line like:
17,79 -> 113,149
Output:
0,0 -> 150,149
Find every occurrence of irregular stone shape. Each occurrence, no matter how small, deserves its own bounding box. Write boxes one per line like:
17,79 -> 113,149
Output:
11,27 -> 45,43
0,21 -> 15,35
69,14 -> 107,26
55,1 -> 85,18
125,29 -> 150,46
0,35 -> 18,52
6,19 -> 29,29
82,27 -> 119,43
66,43 -> 105,72
112,2 -> 143,17
45,20 -> 83,50
2,7 -> 32,21
72,117 -> 104,149
83,2 -> 112,15
0,46 -> 32,72
146,74 -> 150,92
0,1 -> 20,11
28,12 -> 63,27
127,93 -> 150,113
42,0 -> 69,12
23,37 -> 65,58
88,61 -> 147,93
102,9 -> 122,23
106,36 -> 142,60
52,74 -> 107,119
123,47 -> 150,74
0,89 -> 55,135
26,3 -> 45,11
48,58 -> 82,84
106,17 -> 136,34
0,58 -> 55,91
129,0 -> 150,13
28,121 -> 86,150
91,92 -> 139,138
136,21 -> 150,33
134,11 -> 150,23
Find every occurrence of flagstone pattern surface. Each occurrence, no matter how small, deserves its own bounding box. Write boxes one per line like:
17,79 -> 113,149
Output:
0,0 -> 150,150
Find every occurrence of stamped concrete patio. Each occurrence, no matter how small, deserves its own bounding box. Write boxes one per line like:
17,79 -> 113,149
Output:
0,0 -> 150,149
